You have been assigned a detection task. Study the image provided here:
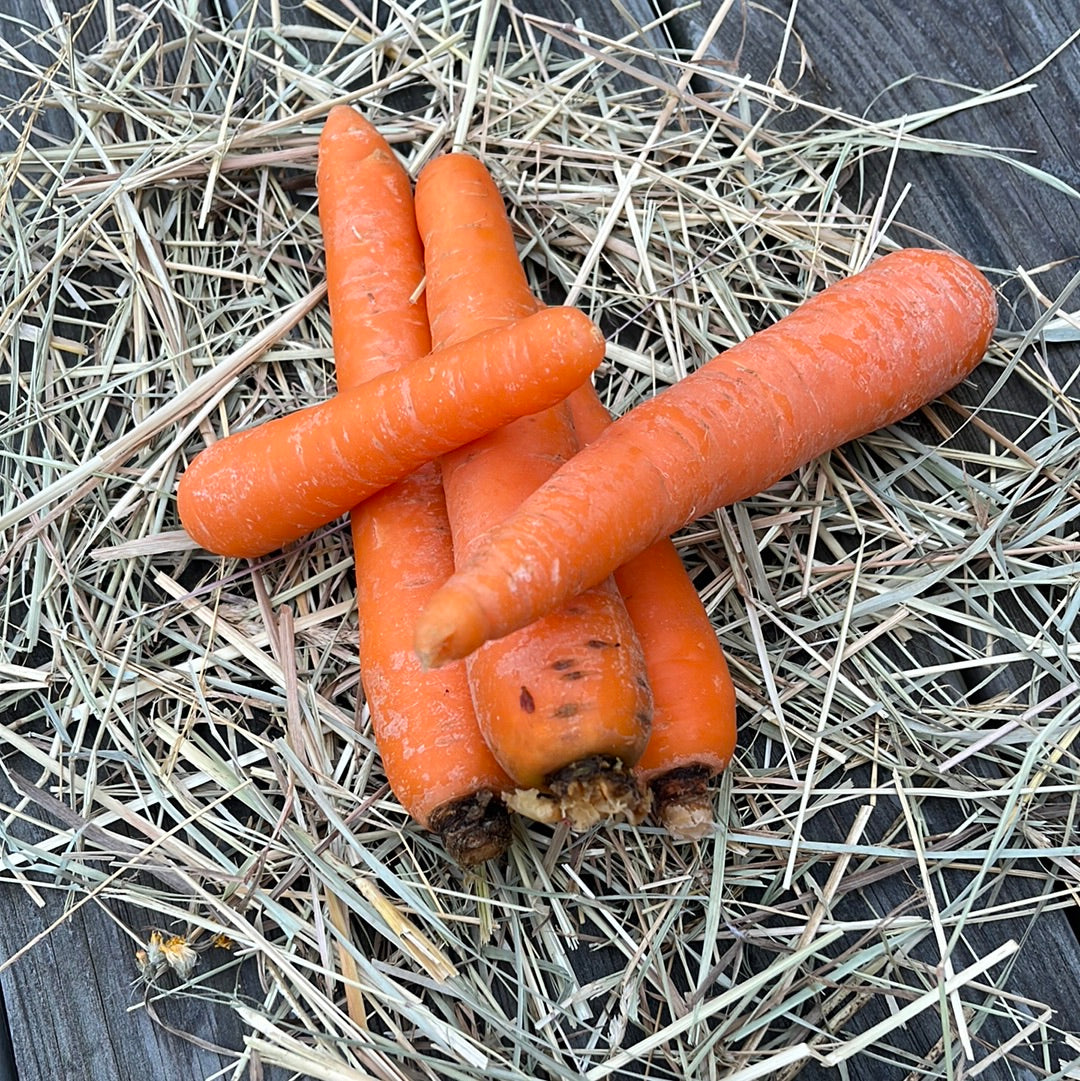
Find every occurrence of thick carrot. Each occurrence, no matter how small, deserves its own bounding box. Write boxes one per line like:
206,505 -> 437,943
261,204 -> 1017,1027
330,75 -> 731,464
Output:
177,303 -> 604,559
350,469 -> 511,862
567,383 -> 737,839
415,247 -> 998,665
414,152 -> 653,830
318,104 -> 511,865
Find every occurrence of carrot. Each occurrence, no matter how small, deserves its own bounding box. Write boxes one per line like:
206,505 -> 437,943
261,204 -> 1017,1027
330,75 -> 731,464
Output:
176,303 -> 604,559
318,104 -> 511,865
567,383 -> 737,839
350,469 -> 512,863
414,152 -> 653,830
415,247 -> 998,666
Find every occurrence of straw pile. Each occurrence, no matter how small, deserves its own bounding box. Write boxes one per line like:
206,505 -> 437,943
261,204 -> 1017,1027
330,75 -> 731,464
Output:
2,1 -> 1079,1078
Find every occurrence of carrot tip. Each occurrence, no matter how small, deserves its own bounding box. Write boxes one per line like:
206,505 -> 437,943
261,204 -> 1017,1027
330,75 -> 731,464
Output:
505,755 -> 651,832
414,638 -> 451,672
649,764 -> 716,841
320,104 -> 379,141
427,789 -> 512,867
414,586 -> 487,669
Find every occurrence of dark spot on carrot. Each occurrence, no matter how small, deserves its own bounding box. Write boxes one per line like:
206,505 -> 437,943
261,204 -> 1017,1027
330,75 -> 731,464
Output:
551,658 -> 576,671
561,670 -> 587,681
553,702 -> 580,719
519,686 -> 535,714
586,639 -> 618,649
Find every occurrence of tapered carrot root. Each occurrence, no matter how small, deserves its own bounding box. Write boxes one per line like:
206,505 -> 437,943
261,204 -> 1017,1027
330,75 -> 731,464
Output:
414,152 -> 652,828
567,384 -> 737,839
415,248 -> 999,666
318,105 -> 431,388
318,104 -> 512,864
177,304 -> 604,559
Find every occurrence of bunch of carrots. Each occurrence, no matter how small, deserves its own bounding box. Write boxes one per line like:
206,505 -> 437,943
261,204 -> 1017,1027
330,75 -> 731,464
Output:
177,106 -> 997,866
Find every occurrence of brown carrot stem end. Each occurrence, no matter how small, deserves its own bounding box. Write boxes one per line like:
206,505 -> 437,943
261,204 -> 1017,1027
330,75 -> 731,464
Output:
649,764 -> 715,841
428,789 -> 512,868
505,755 -> 651,832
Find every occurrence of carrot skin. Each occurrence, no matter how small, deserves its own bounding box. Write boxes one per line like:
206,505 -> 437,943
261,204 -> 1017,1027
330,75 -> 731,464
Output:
318,105 -> 431,389
567,384 -> 738,780
318,104 -> 512,864
414,152 -> 652,822
410,153 -> 539,346
350,468 -> 511,843
415,248 -> 998,665
619,535 -> 737,782
177,305 -> 605,559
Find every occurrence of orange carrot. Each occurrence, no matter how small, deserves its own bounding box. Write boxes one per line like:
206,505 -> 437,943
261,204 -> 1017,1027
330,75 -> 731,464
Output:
415,247 -> 998,665
177,303 -> 604,559
414,152 -> 653,829
567,383 -> 737,839
318,104 -> 511,864
350,468 -> 511,862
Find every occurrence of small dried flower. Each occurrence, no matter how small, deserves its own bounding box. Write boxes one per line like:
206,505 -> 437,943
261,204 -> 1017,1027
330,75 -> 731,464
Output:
134,931 -> 197,982
159,934 -> 198,978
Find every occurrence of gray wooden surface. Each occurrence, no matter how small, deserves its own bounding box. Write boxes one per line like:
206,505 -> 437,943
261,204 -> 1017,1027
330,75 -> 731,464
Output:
1,1 -> 1079,1079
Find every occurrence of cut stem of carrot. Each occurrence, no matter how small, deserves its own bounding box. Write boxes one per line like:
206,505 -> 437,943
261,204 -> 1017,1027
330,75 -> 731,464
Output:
177,304 -> 605,559
648,764 -> 714,839
426,787 -> 513,866
504,755 -> 649,832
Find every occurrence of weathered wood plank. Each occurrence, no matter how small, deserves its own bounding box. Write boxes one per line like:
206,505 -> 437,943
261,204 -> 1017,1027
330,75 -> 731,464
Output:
0,771 -> 290,1081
